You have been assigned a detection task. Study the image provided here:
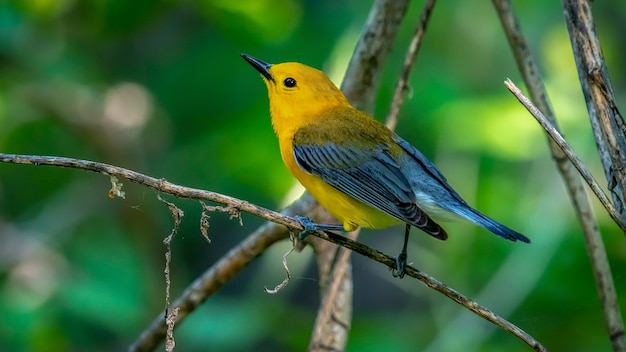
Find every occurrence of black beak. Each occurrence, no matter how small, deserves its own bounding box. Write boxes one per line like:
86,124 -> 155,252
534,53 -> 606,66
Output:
241,53 -> 275,83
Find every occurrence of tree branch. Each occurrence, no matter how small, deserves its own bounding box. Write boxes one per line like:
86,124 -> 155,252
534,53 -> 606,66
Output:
562,0 -> 626,218
0,153 -> 302,230
306,230 -> 547,352
503,80 -> 626,235
307,229 -> 355,352
0,153 -> 544,351
493,1 -> 626,351
341,0 -> 410,111
385,0 -> 437,130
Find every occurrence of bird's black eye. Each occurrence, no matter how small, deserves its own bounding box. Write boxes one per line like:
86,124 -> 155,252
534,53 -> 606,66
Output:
283,77 -> 296,88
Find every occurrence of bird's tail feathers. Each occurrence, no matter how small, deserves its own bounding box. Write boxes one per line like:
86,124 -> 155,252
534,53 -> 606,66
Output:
452,206 -> 530,243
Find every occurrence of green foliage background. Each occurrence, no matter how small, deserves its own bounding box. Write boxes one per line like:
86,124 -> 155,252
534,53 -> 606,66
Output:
1,1 -> 625,351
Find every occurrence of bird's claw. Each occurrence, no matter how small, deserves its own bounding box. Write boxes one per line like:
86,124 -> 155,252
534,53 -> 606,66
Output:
293,216 -> 345,240
392,251 -> 408,279
294,215 -> 316,240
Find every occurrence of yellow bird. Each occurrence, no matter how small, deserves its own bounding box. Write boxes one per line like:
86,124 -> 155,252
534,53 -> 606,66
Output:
241,54 -> 530,277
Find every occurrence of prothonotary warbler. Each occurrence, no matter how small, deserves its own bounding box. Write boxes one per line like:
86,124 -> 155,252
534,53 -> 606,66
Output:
241,54 -> 530,277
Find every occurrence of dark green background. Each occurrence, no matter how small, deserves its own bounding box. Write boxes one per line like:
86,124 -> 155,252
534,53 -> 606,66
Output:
1,1 -> 625,351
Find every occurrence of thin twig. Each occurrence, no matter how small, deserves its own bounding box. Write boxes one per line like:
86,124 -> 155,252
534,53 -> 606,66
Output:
157,194 -> 183,351
385,0 -> 437,131
503,80 -> 626,234
263,234 -> 296,294
164,307 -> 179,352
494,2 -> 626,351
158,194 -> 184,320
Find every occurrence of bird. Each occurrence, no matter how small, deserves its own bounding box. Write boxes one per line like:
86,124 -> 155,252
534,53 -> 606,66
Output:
241,53 -> 530,278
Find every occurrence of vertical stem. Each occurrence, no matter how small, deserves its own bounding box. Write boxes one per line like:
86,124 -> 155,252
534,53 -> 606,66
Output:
562,0 -> 626,219
308,0 -> 411,350
562,3 -> 626,348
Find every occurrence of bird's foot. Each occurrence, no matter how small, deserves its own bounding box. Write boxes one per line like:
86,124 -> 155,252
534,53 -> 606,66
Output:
294,215 -> 316,240
392,251 -> 408,279
294,215 -> 344,240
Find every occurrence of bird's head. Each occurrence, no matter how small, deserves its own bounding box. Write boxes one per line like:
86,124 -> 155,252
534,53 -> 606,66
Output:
241,54 -> 350,133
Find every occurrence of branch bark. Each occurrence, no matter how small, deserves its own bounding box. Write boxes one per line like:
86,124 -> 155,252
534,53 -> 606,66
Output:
562,0 -> 626,218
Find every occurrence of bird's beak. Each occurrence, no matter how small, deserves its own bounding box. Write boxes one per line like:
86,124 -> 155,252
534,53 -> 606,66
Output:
241,53 -> 275,83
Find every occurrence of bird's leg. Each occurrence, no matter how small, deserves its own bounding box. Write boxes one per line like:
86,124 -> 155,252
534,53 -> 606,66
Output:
294,215 -> 344,240
392,224 -> 411,278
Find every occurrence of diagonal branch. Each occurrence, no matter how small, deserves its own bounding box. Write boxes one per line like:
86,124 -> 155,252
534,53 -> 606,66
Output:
503,80 -> 626,234
493,2 -> 626,351
306,230 -> 546,352
0,153 -> 302,230
0,153 -> 544,351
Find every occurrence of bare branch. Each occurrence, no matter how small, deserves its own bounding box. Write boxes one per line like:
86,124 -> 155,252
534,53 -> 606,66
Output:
494,1 -> 626,351
0,153 -> 539,350
385,0 -> 437,130
562,0 -> 626,218
503,80 -> 626,235
341,0 -> 410,111
307,230 -> 547,352
0,153 -> 303,231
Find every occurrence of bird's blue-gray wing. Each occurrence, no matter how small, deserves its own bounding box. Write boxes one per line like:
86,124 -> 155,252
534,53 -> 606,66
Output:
293,141 -> 446,239
392,135 -> 467,204
393,135 -> 530,243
